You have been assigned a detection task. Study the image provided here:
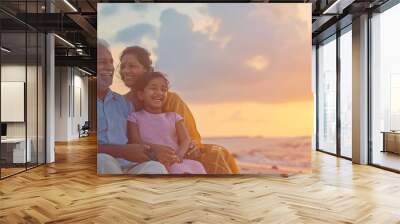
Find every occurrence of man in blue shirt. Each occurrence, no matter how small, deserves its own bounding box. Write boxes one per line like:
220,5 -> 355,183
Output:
97,40 -> 168,174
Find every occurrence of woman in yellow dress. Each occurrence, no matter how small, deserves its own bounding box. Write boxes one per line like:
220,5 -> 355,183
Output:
118,46 -> 239,174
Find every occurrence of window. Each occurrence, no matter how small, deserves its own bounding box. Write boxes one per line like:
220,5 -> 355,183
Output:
339,27 -> 352,158
317,35 -> 337,154
371,2 -> 400,171
0,1 -> 46,179
390,74 -> 400,131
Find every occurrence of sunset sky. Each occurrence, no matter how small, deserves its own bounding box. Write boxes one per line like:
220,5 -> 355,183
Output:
98,3 -> 313,138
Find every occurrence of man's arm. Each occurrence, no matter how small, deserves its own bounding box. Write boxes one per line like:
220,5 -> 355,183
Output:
98,144 -> 150,163
127,121 -> 143,144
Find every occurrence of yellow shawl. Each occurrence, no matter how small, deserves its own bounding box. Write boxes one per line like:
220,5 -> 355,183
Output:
163,92 -> 240,174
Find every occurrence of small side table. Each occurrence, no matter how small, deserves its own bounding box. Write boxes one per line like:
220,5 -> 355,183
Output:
0,138 -> 32,164
381,131 -> 400,154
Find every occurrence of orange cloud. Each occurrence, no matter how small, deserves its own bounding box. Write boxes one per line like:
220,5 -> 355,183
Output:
245,55 -> 269,71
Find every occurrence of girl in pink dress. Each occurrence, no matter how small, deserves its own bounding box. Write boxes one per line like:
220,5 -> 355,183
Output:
127,71 -> 206,174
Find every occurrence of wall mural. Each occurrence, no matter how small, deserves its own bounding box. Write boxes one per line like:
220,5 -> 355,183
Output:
97,3 -> 312,175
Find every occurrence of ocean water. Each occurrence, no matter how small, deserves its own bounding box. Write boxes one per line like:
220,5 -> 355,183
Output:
202,136 -> 312,173
203,136 -> 310,151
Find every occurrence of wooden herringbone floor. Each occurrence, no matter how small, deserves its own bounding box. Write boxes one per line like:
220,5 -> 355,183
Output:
1,136 -> 400,224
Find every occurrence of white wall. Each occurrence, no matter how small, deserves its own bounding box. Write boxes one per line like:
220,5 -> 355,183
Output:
71,73 -> 89,139
1,65 -> 26,81
1,82 -> 25,122
55,67 -> 69,141
54,67 -> 89,141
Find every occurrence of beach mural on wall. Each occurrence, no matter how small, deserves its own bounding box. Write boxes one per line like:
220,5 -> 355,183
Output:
97,3 -> 312,175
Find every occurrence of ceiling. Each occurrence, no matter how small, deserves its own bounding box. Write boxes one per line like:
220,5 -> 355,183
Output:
0,0 -> 393,74
0,0 -> 97,73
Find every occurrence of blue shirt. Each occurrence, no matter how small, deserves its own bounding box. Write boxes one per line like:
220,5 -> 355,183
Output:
97,90 -> 133,145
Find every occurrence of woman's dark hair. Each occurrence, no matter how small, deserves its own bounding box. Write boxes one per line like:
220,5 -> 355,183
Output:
120,46 -> 153,71
134,71 -> 169,92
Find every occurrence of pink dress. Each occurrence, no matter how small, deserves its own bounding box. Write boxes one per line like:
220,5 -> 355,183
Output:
127,110 -> 206,174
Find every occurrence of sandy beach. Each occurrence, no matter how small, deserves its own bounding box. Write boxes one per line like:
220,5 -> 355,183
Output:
203,136 -> 312,174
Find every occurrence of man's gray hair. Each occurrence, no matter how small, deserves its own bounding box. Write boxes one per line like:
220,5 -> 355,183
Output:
97,38 -> 110,50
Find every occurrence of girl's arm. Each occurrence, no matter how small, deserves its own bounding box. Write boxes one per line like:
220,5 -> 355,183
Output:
128,121 -> 180,166
176,120 -> 191,160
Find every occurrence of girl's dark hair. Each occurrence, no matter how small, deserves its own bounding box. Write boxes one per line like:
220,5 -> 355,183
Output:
134,71 -> 169,91
120,46 -> 153,71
